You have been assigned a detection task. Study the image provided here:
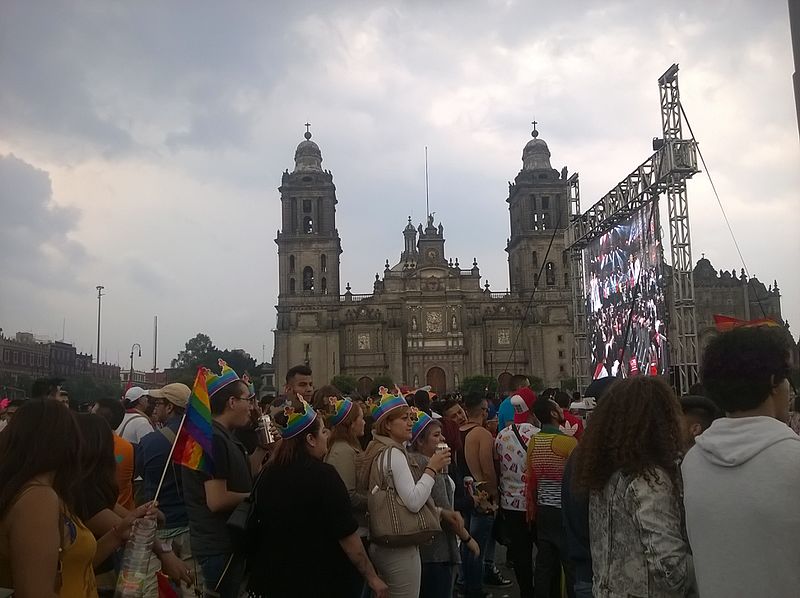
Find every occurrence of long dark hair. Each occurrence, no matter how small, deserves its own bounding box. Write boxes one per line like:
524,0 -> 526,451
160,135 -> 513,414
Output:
573,376 -> 683,493
267,412 -> 323,468
74,413 -> 119,520
0,400 -> 83,518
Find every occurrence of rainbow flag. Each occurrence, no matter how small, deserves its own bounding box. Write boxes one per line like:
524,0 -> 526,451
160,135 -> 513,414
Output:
173,367 -> 213,474
713,314 -> 781,333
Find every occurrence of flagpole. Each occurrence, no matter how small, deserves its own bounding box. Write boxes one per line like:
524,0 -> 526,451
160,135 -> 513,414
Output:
153,411 -> 188,505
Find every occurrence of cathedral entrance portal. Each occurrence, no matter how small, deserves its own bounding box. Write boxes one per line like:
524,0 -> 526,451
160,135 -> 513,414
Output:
426,367 -> 446,396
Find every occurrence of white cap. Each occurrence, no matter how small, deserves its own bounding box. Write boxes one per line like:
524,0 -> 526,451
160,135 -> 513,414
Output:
124,386 -> 147,405
510,394 -> 529,414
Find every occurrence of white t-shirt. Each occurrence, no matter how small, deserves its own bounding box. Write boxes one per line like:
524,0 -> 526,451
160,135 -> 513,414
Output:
494,423 -> 539,511
116,412 -> 155,444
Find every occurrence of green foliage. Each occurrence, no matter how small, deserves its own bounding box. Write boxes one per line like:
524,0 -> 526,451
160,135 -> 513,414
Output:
560,377 -> 578,391
171,333 -> 256,378
331,374 -> 358,395
460,375 -> 498,396
63,375 -> 122,407
371,375 -> 394,395
528,375 -> 545,392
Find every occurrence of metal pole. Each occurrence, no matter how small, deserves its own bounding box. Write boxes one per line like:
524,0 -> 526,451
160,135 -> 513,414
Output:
130,343 -> 141,386
95,285 -> 104,363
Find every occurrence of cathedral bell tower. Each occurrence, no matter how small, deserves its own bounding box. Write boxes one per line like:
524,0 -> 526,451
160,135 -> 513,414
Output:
275,125 -> 342,299
506,123 -> 571,295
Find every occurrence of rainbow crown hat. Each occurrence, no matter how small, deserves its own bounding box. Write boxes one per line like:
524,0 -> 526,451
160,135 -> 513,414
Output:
278,396 -> 318,439
206,359 -> 241,397
242,373 -> 256,399
410,408 -> 434,444
367,386 -> 408,423
328,396 -> 354,428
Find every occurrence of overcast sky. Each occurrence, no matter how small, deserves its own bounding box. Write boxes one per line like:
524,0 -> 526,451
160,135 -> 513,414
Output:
1,1 -> 798,372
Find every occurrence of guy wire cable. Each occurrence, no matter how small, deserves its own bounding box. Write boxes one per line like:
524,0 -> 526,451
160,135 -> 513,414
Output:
502,210 -> 563,376
679,102 -> 768,318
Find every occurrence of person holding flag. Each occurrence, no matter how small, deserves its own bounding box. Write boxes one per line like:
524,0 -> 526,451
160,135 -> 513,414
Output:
177,360 -> 254,597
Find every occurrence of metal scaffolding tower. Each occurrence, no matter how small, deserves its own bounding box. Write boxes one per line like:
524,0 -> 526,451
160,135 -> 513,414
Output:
565,64 -> 700,394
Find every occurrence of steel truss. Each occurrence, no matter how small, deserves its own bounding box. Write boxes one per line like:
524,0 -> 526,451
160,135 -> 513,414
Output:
565,64 -> 700,394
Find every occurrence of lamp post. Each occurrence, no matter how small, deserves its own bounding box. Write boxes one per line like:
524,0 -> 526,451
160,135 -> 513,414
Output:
129,343 -> 141,386
95,285 -> 105,363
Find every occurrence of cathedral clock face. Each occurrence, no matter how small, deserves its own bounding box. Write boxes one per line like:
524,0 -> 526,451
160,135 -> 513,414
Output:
425,248 -> 439,261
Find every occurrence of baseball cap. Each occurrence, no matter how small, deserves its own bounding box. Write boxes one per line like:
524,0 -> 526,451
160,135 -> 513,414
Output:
512,387 -> 538,424
148,383 -> 191,409
124,387 -> 147,406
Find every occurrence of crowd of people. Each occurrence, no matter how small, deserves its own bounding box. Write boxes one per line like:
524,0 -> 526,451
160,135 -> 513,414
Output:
0,326 -> 798,598
584,205 -> 669,380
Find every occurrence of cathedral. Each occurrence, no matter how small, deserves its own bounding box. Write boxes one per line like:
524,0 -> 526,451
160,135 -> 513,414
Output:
272,126 -> 575,395
271,127 -> 793,395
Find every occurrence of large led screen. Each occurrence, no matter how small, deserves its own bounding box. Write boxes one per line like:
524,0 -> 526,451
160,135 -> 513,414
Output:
583,203 -> 668,380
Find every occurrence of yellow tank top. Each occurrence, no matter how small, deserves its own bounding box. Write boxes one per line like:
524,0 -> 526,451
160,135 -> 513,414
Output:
0,485 -> 98,597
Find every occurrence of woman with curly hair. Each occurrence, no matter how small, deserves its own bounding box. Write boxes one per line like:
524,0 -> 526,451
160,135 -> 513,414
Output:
573,376 -> 693,598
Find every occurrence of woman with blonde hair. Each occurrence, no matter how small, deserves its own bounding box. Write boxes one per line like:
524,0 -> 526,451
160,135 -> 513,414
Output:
357,388 -> 458,598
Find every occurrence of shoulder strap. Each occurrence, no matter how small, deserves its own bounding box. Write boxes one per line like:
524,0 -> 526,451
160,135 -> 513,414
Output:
511,424 -> 529,452
118,413 -> 146,437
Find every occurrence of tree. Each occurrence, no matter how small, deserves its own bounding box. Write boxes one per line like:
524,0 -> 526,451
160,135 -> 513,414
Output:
460,375 -> 498,396
528,375 -> 545,392
371,375 -> 394,395
331,374 -> 358,395
63,375 -> 121,407
218,349 -> 257,380
171,333 -> 218,369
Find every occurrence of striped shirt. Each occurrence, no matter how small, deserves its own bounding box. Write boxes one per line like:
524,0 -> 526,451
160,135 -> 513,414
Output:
526,425 -> 577,508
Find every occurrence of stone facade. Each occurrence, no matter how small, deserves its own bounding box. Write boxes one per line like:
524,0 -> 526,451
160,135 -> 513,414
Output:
272,129 -> 794,393
273,127 -> 575,394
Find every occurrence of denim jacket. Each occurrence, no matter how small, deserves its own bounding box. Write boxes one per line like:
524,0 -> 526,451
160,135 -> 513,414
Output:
589,467 -> 694,598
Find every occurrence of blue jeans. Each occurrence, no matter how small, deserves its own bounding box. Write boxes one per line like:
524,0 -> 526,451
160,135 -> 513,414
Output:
574,580 -> 593,598
197,553 -> 245,598
461,512 -> 494,596
420,562 -> 455,598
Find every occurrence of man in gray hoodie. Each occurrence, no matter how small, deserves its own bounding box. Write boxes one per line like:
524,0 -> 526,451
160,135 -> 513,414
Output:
682,326 -> 799,598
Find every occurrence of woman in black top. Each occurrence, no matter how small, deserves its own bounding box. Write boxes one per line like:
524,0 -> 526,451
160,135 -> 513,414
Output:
247,397 -> 388,598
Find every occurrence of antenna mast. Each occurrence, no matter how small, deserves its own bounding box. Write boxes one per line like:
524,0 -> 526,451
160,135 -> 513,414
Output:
425,146 -> 430,217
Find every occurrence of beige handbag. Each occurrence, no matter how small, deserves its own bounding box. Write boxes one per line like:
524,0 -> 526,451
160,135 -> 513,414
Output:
368,447 -> 441,547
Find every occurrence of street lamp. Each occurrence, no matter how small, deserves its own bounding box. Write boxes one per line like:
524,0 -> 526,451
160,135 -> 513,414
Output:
129,343 -> 142,386
96,285 -> 105,363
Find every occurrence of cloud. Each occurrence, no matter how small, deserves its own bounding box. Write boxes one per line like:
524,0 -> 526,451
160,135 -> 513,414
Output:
0,154 -> 87,286
1,0 -> 798,369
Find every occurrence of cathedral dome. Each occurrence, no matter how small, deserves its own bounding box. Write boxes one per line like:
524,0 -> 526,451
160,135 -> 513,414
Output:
522,127 -> 552,171
293,129 -> 323,172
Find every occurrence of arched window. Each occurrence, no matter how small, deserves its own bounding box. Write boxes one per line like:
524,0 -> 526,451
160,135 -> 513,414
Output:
564,272 -> 570,287
290,198 -> 298,232
303,216 -> 313,234
546,262 -> 556,286
532,251 -> 539,268
289,278 -> 296,294
321,277 -> 327,294
289,255 -> 295,273
321,254 -> 327,273
303,266 -> 314,292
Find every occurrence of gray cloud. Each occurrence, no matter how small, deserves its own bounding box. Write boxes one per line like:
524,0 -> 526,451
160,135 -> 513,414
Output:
1,0 -> 797,368
0,154 -> 87,286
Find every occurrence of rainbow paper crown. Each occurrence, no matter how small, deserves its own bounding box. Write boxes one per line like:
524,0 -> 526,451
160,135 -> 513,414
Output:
277,396 -> 318,439
367,386 -> 408,423
410,408 -> 434,444
242,373 -> 256,399
206,359 -> 241,397
328,396 -> 354,428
